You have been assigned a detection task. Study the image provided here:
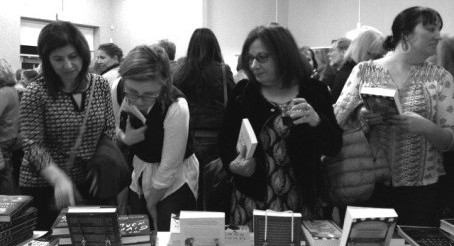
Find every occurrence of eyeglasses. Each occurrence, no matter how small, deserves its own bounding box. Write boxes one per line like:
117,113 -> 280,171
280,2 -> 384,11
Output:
124,91 -> 159,101
246,53 -> 271,65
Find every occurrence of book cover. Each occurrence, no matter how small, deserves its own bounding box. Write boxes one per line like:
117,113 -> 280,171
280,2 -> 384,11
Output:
0,213 -> 37,238
236,118 -> 257,159
51,208 -> 69,236
0,220 -> 35,246
168,213 -> 181,246
26,233 -> 60,246
120,102 -> 147,129
440,218 -> 454,236
397,225 -> 454,246
253,209 -> 302,246
0,195 -> 33,222
179,210 -> 225,246
66,206 -> 121,246
0,206 -> 37,231
301,220 -> 342,246
119,214 -> 152,244
360,87 -> 403,117
340,206 -> 397,246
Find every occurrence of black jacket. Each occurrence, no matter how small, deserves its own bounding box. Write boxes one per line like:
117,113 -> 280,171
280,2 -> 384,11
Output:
219,79 -> 342,205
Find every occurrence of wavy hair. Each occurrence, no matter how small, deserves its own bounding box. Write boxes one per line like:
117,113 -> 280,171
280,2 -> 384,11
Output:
344,27 -> 386,64
0,57 -> 16,88
119,44 -> 177,111
240,23 -> 312,88
38,21 -> 91,98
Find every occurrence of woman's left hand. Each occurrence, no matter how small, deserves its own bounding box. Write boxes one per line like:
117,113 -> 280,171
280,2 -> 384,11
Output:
386,112 -> 430,134
144,187 -> 167,231
288,98 -> 320,127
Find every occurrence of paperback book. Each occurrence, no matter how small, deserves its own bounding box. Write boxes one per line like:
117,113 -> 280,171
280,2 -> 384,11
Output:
0,206 -> 37,231
253,209 -> 302,246
360,86 -> 403,117
440,218 -> 454,236
0,195 -> 33,222
236,118 -> 257,159
118,214 -> 153,245
397,225 -> 454,246
301,220 -> 342,246
340,206 -> 397,246
179,210 -> 225,246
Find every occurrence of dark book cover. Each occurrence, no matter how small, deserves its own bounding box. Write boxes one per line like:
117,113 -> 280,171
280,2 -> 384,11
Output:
0,221 -> 35,246
51,208 -> 69,236
360,87 -> 402,117
66,207 -> 121,246
0,195 -> 33,222
119,214 -> 152,244
0,213 -> 37,238
398,225 -> 454,246
0,206 -> 37,231
253,210 -> 302,246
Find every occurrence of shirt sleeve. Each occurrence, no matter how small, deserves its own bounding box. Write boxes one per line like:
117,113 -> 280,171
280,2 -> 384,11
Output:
436,70 -> 454,149
333,64 -> 363,127
99,76 -> 116,141
151,98 -> 190,188
20,82 -> 53,171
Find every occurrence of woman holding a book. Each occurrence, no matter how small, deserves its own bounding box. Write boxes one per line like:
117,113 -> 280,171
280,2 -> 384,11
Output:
19,21 -> 116,230
117,45 -> 198,231
334,6 -> 454,226
219,23 -> 342,226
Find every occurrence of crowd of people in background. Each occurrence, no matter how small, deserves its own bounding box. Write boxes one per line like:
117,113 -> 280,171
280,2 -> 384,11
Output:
0,5 -> 454,231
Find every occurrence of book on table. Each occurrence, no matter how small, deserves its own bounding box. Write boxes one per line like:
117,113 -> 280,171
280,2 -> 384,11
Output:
179,210 -> 225,246
236,118 -> 257,159
340,206 -> 398,246
397,225 -> 454,246
301,220 -> 342,246
440,218 -> 454,236
0,206 -> 37,231
360,86 -> 403,117
0,195 -> 33,222
253,209 -> 302,246
66,206 -> 121,246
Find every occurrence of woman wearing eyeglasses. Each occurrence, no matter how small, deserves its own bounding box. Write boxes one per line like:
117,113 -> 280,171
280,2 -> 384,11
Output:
117,44 -> 198,231
219,23 -> 342,226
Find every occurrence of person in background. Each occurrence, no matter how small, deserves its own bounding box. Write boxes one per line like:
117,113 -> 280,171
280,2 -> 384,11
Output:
97,43 -> 123,88
118,44 -> 198,231
219,23 -> 342,226
173,28 -> 235,210
158,39 -> 180,75
0,57 -> 20,195
330,27 -> 386,103
300,46 -> 320,79
334,6 -> 452,226
19,21 -> 115,230
233,54 -> 248,84
322,38 -> 351,88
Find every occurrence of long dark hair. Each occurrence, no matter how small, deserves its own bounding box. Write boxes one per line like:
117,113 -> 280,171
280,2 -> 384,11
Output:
174,28 -> 224,99
37,21 -> 91,98
383,6 -> 443,51
240,23 -> 312,88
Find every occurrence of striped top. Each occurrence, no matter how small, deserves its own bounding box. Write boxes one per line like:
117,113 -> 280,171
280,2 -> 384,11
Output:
19,74 -> 115,187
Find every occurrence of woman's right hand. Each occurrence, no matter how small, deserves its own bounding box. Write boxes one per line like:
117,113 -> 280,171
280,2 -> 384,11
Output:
53,174 -> 75,209
120,118 -> 147,146
229,145 -> 256,177
360,106 -> 383,125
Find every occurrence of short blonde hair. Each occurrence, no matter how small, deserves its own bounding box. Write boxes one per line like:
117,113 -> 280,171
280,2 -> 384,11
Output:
0,57 -> 16,88
344,27 -> 386,63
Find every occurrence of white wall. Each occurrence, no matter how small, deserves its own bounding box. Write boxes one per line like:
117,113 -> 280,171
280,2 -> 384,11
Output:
110,0 -> 203,61
288,0 -> 454,48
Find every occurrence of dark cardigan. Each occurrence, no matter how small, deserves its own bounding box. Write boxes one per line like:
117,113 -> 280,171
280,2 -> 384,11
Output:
219,78 -> 342,205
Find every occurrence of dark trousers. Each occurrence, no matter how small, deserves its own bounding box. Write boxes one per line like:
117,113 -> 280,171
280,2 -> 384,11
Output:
338,182 -> 440,227
193,132 -> 220,210
129,183 -> 196,231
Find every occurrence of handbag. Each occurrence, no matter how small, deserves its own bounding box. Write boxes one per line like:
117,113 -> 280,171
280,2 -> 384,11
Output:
203,64 -> 233,213
68,77 -> 130,201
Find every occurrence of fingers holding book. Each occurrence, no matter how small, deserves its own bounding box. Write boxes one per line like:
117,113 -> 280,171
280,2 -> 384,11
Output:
229,144 -> 256,177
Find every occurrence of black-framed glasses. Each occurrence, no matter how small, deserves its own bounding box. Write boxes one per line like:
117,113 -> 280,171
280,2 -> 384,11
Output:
124,91 -> 159,101
246,53 -> 271,65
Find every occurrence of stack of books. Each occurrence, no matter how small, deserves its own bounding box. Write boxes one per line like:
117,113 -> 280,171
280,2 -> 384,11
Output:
51,206 -> 154,246
397,218 -> 454,246
253,209 -> 302,246
0,195 -> 37,245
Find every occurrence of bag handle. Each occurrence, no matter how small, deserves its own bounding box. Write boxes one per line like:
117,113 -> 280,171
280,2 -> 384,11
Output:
222,64 -> 228,108
67,76 -> 96,171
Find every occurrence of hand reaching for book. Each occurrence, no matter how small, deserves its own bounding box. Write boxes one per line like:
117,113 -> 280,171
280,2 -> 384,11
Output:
54,174 -> 75,209
120,118 -> 147,146
229,145 -> 256,177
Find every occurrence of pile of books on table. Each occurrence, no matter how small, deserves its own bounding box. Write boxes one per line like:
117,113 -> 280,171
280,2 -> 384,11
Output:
0,195 -> 37,245
51,206 -> 155,246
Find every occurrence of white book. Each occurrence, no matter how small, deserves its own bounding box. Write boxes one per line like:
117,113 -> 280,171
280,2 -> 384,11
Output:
236,118 -> 257,159
179,211 -> 225,246
340,206 -> 397,246
301,220 -> 342,246
360,87 -> 403,116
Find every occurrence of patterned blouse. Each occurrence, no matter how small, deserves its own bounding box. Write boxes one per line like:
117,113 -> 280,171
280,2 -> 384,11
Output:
19,74 -> 115,187
335,61 -> 454,187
